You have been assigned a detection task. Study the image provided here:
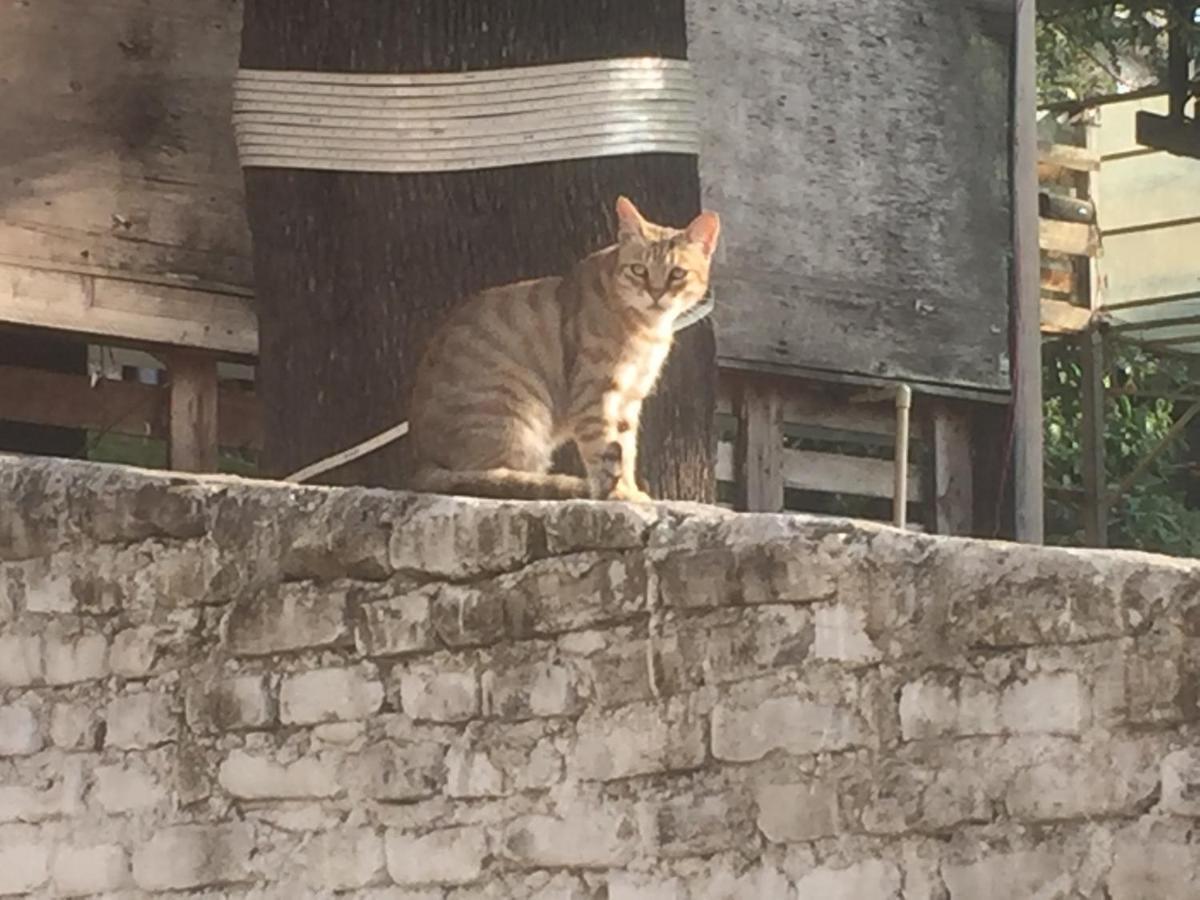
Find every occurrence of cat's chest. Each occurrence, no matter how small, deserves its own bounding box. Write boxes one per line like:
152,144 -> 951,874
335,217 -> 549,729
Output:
610,341 -> 670,399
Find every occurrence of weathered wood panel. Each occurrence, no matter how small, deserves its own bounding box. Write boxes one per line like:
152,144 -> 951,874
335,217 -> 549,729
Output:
1095,94 -> 1167,157
0,262 -> 256,356
0,0 -> 252,293
1100,152 -> 1200,233
688,0 -> 1014,393
1092,93 -> 1200,352
1101,223 -> 1200,307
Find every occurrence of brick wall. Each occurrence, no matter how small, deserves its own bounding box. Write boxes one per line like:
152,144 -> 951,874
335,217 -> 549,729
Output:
1,455 -> 1199,899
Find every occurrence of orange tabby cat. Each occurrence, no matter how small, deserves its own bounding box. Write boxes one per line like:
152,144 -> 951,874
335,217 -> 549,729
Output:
407,196 -> 720,502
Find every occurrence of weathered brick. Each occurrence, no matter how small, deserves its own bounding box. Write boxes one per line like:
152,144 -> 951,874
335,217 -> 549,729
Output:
791,860 -> 902,900
484,656 -> 588,721
899,673 -> 1000,741
569,698 -> 705,781
93,760 -> 169,813
687,865 -> 793,900
736,538 -> 856,605
942,851 -> 1072,900
0,634 -> 41,687
0,782 -> 65,824
44,632 -> 108,685
306,827 -> 387,891
1108,837 -> 1200,900
503,554 -> 646,638
445,739 -> 507,798
131,823 -> 253,891
185,674 -> 274,732
49,702 -> 96,750
390,500 -> 530,578
385,826 -> 488,886
8,556 -> 75,614
281,499 -> 391,581
51,844 -> 129,897
105,692 -> 177,749
541,502 -> 655,555
813,601 -> 881,663
1161,747 -> 1200,817
355,740 -> 445,802
218,749 -> 341,800
398,662 -> 479,722
280,666 -> 384,725
583,634 -> 686,708
654,547 -> 739,609
501,808 -> 639,868
756,779 -> 840,842
109,626 -> 160,678
0,703 -> 41,756
711,695 -> 867,762
1006,738 -> 1159,821
608,872 -> 688,900
222,581 -> 351,656
999,672 -> 1086,735
649,790 -> 757,858
0,840 -> 49,895
431,583 -> 507,647
355,587 -> 436,657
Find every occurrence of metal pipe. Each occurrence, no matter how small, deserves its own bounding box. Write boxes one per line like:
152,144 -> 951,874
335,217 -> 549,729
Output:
894,385 -> 913,528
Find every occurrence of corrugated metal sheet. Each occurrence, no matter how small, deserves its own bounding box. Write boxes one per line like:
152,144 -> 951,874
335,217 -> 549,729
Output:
233,60 -> 700,173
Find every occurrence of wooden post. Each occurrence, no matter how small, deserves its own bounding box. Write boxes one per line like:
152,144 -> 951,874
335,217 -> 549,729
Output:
733,377 -> 783,512
1079,327 -> 1107,546
932,402 -> 975,535
1012,0 -> 1045,543
168,351 -> 219,473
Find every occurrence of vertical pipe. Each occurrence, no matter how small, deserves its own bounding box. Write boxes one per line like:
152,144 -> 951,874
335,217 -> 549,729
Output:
1012,0 -> 1046,543
894,385 -> 912,529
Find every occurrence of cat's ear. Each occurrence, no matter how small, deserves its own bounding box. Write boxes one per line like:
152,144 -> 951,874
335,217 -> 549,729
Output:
685,210 -> 721,257
615,195 -> 648,240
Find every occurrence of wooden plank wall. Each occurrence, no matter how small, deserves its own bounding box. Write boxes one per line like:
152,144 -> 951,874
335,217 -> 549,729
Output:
712,372 -> 979,533
0,0 -> 255,353
688,0 -> 1015,394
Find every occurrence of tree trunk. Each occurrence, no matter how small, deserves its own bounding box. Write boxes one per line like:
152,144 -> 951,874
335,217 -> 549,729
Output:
239,0 -> 715,501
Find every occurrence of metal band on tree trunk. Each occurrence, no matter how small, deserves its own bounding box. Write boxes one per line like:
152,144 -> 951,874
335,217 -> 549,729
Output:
233,58 -> 700,173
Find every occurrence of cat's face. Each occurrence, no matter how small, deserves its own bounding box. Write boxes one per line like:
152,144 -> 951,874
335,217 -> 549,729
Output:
612,197 -> 720,322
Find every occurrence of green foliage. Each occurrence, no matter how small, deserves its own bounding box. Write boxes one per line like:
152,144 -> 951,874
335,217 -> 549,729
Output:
1037,1 -> 1198,103
1043,340 -> 1200,557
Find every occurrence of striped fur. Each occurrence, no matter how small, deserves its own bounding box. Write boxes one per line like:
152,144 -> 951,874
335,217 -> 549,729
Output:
407,196 -> 721,502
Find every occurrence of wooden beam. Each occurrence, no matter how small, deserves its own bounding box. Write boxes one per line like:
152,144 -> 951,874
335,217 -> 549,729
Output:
1078,328 -> 1108,546
733,377 -> 784,512
717,442 -> 926,502
0,262 -> 258,358
716,374 -> 929,441
1039,219 -> 1100,256
1037,141 -> 1101,174
1013,0 -> 1045,544
1040,263 -> 1076,296
0,364 -> 261,449
167,352 -> 220,472
932,403 -> 975,535
1040,298 -> 1093,334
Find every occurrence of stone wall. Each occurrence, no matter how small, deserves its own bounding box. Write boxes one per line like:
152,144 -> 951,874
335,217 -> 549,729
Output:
1,455 -> 1199,899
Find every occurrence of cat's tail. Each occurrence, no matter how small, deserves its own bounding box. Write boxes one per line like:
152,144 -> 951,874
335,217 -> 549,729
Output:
408,467 -> 591,501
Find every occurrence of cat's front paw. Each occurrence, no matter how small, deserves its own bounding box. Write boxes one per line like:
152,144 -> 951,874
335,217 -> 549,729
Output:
608,481 -> 653,504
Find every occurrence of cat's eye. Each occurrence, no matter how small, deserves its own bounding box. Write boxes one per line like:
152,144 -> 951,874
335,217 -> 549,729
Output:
630,264 -> 649,278
668,267 -> 687,282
